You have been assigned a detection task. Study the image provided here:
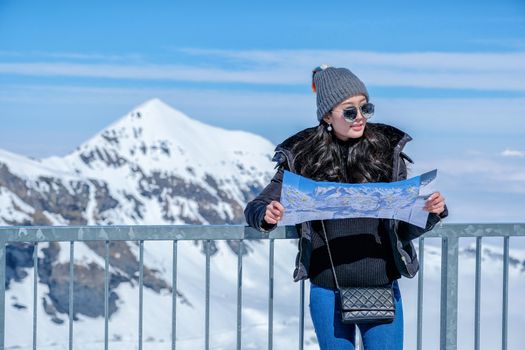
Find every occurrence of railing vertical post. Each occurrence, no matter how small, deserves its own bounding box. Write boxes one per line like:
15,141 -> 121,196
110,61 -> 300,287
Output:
236,240 -> 243,350
299,280 -> 304,350
69,242 -> 75,350
0,242 -> 4,350
502,236 -> 509,350
205,240 -> 211,350
474,237 -> 482,350
104,241 -> 109,350
139,240 -> 144,350
33,242 -> 38,350
417,237 -> 425,350
268,238 -> 274,350
440,233 -> 459,350
172,240 -> 178,350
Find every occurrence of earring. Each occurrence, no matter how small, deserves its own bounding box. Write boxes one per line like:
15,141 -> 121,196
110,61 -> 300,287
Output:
326,124 -> 333,132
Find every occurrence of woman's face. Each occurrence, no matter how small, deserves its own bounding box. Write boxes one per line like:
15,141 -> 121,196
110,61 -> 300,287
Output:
323,94 -> 368,141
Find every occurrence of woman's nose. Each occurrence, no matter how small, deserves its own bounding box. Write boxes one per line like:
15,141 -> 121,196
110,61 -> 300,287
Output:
354,111 -> 365,121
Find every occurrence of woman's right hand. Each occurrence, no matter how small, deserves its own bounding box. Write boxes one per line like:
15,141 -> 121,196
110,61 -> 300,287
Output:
264,201 -> 285,225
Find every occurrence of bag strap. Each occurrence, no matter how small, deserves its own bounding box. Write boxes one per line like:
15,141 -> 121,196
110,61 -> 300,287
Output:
320,220 -> 341,290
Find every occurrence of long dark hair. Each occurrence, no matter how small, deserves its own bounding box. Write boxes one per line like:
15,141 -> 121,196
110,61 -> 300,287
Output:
291,122 -> 393,183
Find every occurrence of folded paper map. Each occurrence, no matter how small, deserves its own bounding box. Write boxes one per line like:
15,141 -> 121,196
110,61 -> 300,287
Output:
279,169 -> 437,228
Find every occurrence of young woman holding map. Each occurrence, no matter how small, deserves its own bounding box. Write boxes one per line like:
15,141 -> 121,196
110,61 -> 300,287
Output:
244,65 -> 448,350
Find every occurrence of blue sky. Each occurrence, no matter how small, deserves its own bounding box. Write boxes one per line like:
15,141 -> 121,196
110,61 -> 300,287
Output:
0,0 -> 524,223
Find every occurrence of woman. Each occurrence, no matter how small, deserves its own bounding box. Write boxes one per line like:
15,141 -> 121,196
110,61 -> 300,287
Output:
244,65 -> 447,349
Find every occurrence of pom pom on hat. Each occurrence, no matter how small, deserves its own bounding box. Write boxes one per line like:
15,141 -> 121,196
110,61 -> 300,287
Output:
311,64 -> 330,93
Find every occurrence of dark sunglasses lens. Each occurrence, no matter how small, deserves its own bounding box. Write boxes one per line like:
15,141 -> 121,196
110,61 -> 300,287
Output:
361,103 -> 374,117
343,108 -> 357,121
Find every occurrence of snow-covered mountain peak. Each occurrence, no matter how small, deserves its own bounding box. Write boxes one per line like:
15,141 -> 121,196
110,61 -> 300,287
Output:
51,98 -> 275,178
121,97 -> 202,135
0,98 -> 277,226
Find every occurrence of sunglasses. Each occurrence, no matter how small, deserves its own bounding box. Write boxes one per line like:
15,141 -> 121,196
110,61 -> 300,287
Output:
342,102 -> 375,123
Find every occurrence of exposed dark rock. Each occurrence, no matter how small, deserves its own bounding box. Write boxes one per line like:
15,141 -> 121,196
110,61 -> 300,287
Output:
100,130 -> 120,146
159,141 -> 170,156
176,290 -> 193,307
5,243 -> 34,289
84,241 -> 171,293
80,147 -> 128,168
35,242 -> 118,319
38,242 -> 61,286
133,126 -> 143,138
84,241 -> 137,277
139,171 -> 217,204
226,240 -> 254,256
12,303 -> 27,310
200,240 -> 219,256
43,294 -> 65,324
137,170 -> 251,225
463,247 -> 524,269
0,162 -> 127,226
80,152 -> 96,166
44,262 -> 119,319
0,163 -> 90,225
89,180 -> 119,213
123,192 -> 145,220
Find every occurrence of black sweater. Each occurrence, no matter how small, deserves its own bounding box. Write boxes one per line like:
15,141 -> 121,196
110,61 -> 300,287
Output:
309,218 -> 400,288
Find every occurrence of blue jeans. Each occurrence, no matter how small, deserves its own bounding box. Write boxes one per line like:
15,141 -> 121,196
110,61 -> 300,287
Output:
309,280 -> 403,350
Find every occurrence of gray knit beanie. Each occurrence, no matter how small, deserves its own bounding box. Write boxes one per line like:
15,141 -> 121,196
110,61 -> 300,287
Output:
312,65 -> 369,121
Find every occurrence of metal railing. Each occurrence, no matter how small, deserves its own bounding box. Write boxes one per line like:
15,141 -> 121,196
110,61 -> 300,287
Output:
417,223 -> 525,350
0,223 -> 524,350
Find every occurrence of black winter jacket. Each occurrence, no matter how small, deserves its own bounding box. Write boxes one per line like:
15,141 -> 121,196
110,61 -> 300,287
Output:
244,123 -> 448,283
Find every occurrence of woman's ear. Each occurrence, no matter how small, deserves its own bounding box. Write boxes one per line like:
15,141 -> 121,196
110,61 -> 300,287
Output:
322,113 -> 331,124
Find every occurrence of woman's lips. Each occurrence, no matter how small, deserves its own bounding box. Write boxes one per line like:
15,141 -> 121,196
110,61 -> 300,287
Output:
350,124 -> 363,131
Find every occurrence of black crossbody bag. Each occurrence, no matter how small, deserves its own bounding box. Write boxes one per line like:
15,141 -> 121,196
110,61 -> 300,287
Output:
320,221 -> 396,324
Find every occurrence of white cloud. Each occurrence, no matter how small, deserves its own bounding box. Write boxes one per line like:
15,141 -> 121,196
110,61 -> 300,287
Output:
0,62 -> 300,84
2,49 -> 525,91
502,149 -> 525,157
411,151 -> 525,222
0,50 -> 145,62
179,48 -> 525,72
2,84 -> 525,145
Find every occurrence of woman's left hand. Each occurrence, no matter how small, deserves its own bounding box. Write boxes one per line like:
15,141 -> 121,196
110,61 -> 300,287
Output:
425,192 -> 446,215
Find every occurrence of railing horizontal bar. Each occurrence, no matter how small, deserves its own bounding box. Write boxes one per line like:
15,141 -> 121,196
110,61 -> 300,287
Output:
0,225 -> 300,242
423,224 -> 525,238
1,224 -> 524,243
